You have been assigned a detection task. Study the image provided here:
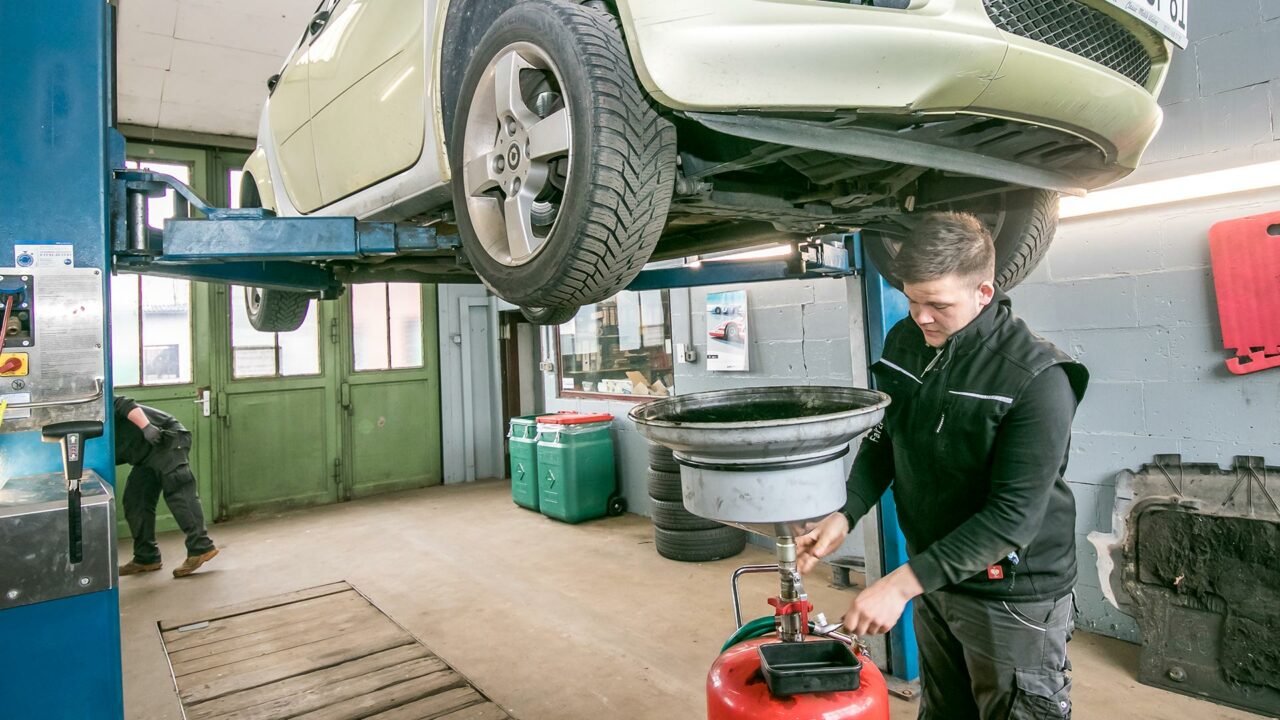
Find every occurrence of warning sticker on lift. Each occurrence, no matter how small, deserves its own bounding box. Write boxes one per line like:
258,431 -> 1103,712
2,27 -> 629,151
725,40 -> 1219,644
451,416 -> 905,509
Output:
0,392 -> 31,420
14,243 -> 74,270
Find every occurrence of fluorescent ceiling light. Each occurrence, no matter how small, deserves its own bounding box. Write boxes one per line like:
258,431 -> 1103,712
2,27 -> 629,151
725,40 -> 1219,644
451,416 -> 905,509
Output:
1061,160 -> 1280,219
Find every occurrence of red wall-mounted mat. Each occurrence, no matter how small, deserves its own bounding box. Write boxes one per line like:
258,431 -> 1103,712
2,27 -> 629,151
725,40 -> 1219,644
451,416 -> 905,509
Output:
1209,211 -> 1280,375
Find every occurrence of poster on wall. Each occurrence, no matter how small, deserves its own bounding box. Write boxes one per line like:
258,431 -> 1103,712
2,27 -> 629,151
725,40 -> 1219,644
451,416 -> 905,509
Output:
706,290 -> 748,371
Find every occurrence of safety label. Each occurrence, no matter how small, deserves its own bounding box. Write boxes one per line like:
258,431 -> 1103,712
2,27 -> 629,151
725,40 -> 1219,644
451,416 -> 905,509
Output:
13,243 -> 74,270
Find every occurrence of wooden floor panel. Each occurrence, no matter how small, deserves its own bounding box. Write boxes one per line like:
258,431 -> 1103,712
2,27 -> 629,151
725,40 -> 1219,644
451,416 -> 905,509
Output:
161,583 -> 513,720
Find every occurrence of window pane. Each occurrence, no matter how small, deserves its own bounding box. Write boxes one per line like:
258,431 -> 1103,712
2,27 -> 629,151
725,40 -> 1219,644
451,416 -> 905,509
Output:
229,285 -> 320,378
139,276 -> 192,384
278,313 -> 320,376
558,290 -> 673,397
110,275 -> 141,387
351,284 -> 390,372
387,283 -> 423,369
230,287 -> 277,378
228,170 -> 244,209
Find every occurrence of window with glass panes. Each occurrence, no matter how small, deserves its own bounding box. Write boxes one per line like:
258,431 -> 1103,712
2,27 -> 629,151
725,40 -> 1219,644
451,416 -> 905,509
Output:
111,160 -> 194,386
350,283 -> 424,371
557,290 -> 673,398
229,286 -> 321,378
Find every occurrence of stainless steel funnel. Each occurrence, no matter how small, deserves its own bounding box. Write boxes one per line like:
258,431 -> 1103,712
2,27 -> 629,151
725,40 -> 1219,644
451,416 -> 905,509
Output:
629,386 -> 890,538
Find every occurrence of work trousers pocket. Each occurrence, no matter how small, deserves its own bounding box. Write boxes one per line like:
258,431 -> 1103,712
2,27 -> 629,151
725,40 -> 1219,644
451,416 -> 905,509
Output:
1008,668 -> 1071,719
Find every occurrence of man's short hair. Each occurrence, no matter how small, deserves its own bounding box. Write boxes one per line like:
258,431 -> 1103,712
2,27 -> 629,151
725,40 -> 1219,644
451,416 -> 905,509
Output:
893,211 -> 995,285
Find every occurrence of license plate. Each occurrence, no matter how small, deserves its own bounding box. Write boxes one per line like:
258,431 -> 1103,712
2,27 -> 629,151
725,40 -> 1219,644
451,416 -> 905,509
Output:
1104,0 -> 1190,48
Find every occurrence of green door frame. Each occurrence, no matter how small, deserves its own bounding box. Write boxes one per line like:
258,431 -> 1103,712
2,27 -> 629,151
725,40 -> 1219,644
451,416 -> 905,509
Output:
114,142 -> 219,537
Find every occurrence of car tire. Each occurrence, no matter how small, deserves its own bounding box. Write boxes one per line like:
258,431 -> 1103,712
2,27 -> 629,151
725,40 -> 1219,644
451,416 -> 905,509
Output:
654,526 -> 748,563
245,286 -> 311,333
520,305 -> 579,325
647,443 -> 679,474
650,497 -> 722,531
449,0 -> 676,308
239,175 -> 314,333
863,189 -> 1059,291
647,469 -> 682,501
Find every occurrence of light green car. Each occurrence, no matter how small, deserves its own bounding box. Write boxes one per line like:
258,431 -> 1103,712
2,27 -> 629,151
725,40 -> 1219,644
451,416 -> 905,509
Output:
242,0 -> 1186,329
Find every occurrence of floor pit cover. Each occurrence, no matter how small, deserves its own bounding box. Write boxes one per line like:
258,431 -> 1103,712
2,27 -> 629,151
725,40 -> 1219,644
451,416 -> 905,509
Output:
158,581 -> 512,720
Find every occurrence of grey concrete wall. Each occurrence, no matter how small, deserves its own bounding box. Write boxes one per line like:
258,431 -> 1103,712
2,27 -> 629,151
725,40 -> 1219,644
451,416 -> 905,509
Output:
677,278 -> 861,393
1009,186 -> 1280,641
1136,2 -> 1280,179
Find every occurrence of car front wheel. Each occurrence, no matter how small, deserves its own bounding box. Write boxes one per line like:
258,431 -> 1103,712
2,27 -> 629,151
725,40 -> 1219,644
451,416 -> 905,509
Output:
449,0 -> 676,309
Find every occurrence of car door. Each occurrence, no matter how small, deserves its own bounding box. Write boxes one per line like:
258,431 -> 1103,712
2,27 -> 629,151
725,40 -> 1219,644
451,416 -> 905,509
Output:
307,0 -> 428,206
268,0 -> 330,214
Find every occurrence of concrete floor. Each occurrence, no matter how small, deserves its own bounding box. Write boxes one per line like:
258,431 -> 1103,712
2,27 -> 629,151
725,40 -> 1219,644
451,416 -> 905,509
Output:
120,481 -> 1265,720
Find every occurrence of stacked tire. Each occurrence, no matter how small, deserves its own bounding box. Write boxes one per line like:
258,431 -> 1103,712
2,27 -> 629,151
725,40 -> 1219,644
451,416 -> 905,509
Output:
647,442 -> 746,562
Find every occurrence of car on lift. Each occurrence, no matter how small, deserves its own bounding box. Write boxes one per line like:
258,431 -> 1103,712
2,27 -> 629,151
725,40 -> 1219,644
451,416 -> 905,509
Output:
240,0 -> 1186,330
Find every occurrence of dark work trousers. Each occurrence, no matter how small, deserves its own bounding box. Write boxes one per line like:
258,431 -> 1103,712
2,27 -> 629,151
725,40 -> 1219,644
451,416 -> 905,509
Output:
123,463 -> 215,564
915,589 -> 1074,720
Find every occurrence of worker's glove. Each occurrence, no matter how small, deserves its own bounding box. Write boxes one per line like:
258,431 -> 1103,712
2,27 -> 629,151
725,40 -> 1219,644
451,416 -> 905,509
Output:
142,424 -> 163,446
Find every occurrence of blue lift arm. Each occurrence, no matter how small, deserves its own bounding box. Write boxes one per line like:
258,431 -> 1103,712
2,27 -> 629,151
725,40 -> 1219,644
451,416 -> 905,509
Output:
113,171 -> 858,295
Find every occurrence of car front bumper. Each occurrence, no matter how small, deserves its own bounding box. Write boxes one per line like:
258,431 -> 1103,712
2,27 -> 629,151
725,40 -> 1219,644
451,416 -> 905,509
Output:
616,0 -> 1168,185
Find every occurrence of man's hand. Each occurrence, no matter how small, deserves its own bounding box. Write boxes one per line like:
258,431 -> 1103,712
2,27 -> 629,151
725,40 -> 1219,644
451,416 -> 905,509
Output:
141,424 -> 162,446
842,564 -> 924,636
796,512 -> 849,574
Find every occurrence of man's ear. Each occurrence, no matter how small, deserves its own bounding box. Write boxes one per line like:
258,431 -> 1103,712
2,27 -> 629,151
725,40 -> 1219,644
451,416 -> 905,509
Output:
976,280 -> 995,307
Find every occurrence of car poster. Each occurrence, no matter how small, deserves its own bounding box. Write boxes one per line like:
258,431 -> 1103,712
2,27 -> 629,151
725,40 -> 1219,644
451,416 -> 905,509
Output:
706,290 -> 748,372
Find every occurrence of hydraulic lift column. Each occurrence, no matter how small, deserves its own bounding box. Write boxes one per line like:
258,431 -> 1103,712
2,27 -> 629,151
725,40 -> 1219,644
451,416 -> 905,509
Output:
0,2 -> 125,718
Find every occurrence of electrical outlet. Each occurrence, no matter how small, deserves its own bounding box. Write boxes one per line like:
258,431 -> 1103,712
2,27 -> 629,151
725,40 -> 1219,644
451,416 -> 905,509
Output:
539,360 -> 556,373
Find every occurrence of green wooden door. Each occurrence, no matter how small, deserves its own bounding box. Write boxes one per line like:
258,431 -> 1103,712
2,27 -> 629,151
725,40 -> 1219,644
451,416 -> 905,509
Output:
112,147 -> 218,538
214,284 -> 342,516
339,283 -> 443,498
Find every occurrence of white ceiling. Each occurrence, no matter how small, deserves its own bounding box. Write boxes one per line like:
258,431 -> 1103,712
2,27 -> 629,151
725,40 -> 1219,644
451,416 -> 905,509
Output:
116,0 -> 318,139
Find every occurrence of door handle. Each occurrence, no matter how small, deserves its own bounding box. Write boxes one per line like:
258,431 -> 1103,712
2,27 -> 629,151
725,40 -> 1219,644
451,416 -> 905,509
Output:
193,388 -> 211,417
309,10 -> 330,36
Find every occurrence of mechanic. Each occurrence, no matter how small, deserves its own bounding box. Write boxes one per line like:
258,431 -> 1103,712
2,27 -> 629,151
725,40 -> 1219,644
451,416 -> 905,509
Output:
797,212 -> 1088,719
114,396 -> 219,578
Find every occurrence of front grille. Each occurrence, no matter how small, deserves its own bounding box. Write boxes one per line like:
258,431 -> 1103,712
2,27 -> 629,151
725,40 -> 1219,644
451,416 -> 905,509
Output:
983,0 -> 1154,87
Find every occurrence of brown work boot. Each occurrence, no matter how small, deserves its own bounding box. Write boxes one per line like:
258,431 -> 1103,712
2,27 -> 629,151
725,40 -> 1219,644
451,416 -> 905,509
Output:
119,560 -> 162,576
172,548 -> 219,578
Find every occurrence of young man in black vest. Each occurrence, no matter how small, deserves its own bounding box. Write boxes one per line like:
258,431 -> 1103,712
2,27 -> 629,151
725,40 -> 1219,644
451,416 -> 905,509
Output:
798,212 -> 1088,719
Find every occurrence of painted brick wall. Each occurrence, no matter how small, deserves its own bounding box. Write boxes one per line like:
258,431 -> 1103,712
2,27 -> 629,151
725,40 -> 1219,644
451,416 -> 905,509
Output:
676,278 -> 860,394
1009,186 -> 1280,641
542,278 -> 872,560
1139,2 -> 1280,177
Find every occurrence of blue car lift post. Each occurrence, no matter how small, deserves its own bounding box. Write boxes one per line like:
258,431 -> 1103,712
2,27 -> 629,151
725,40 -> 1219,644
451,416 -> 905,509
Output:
0,2 -> 124,718
859,245 -> 922,691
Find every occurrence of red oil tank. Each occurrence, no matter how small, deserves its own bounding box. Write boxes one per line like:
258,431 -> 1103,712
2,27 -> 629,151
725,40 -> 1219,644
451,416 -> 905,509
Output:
707,638 -> 890,720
